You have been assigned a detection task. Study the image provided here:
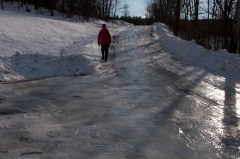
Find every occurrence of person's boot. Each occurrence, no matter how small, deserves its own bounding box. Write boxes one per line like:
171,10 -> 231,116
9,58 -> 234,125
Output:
105,52 -> 108,61
102,52 -> 104,60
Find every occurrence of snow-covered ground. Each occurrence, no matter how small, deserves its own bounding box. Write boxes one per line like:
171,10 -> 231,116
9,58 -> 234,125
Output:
0,4 -> 239,84
154,22 -> 240,77
0,4 -> 129,81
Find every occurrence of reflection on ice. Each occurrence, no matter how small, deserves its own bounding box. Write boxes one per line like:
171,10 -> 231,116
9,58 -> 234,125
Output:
178,128 -> 184,135
236,93 -> 240,118
221,78 -> 239,158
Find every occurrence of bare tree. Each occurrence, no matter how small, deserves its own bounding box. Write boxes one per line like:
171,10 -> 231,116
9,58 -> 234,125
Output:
145,0 -> 156,19
112,0 -> 119,17
215,0 -> 236,49
122,3 -> 130,17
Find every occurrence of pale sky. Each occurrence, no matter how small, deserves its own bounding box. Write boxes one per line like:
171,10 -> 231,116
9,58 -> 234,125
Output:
125,0 -> 146,17
125,0 -> 207,17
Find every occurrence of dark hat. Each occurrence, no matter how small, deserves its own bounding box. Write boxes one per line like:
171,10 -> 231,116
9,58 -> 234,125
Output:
102,24 -> 106,28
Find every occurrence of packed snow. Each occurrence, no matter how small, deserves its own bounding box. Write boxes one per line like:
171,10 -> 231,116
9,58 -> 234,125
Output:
0,3 -> 239,83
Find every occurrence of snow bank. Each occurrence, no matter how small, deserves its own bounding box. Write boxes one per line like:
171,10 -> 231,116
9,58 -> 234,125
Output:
0,4 -> 129,81
154,22 -> 240,78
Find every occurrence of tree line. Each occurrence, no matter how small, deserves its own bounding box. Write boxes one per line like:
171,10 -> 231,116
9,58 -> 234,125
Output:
1,0 -> 123,20
145,0 -> 240,53
1,0 -> 239,53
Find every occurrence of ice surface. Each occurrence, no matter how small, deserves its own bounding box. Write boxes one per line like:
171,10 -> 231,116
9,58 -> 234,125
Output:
0,3 -> 239,159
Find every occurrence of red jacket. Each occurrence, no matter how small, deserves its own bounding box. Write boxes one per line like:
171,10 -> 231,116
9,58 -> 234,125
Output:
98,28 -> 111,45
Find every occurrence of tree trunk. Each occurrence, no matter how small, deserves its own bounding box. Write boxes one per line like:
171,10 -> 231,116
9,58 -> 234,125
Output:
194,0 -> 199,26
191,0 -> 199,42
236,0 -> 240,44
231,0 -> 240,53
102,0 -> 105,19
50,0 -> 54,16
34,0 -> 38,10
174,0 -> 180,36
207,0 -> 210,49
1,0 -> 3,9
223,0 -> 229,49
159,0 -> 165,21
107,0 -> 113,19
61,0 -> 64,14
113,0 -> 118,17
18,0 -> 20,10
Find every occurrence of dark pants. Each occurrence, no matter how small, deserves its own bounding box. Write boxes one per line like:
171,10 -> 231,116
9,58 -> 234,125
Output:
101,45 -> 109,61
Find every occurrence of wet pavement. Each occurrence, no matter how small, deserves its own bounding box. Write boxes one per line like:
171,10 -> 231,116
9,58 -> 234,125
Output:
0,26 -> 239,159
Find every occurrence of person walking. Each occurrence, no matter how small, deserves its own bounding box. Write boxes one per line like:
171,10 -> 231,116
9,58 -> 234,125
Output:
98,24 -> 111,61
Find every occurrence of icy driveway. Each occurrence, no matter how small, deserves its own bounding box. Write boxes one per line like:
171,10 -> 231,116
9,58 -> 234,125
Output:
0,26 -> 239,159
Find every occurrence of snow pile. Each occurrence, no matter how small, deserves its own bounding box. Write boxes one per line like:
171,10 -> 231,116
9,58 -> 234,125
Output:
154,22 -> 240,78
1,52 -> 93,80
0,5 -> 129,81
